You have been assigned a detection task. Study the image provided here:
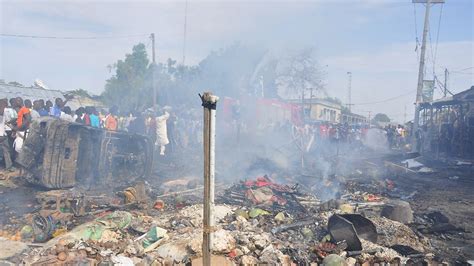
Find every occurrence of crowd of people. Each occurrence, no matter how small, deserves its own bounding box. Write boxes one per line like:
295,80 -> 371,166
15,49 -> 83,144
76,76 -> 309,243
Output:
1,94 -> 416,174
385,124 -> 409,149
1,96 -> 206,174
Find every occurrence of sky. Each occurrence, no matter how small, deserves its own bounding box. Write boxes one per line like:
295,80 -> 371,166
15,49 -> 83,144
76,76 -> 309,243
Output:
0,0 -> 473,121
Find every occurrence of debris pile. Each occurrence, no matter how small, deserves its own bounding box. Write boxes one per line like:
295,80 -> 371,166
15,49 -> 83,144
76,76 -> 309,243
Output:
221,175 -> 318,213
0,167 -> 469,264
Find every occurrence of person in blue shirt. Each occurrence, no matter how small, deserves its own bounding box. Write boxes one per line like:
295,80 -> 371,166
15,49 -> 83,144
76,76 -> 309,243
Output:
89,107 -> 100,128
49,96 -> 73,118
37,99 -> 49,116
49,98 -> 63,117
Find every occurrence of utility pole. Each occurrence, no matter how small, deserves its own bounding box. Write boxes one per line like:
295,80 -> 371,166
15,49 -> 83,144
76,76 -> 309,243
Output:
182,0 -> 188,65
404,105 -> 407,124
150,33 -> 157,113
200,92 -> 219,266
301,89 -> 305,123
347,72 -> 352,112
368,111 -> 372,127
412,0 -> 434,152
444,68 -> 448,97
309,87 -> 314,121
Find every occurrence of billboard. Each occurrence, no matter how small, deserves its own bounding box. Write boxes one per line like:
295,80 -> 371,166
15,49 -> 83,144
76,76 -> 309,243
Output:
422,80 -> 435,102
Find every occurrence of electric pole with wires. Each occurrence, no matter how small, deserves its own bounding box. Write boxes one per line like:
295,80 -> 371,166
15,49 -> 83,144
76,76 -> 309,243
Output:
444,68 -> 448,97
150,33 -> 157,113
411,0 -> 444,152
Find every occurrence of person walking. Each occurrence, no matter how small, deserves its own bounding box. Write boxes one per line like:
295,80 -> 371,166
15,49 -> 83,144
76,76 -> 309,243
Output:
155,109 -> 170,156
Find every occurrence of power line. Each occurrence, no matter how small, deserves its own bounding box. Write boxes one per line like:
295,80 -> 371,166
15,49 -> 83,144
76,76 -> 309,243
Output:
0,33 -> 149,40
428,3 -> 443,78
413,3 -> 420,59
433,3 -> 443,72
352,89 -> 416,106
182,0 -> 188,65
450,71 -> 474,75
435,75 -> 454,95
454,66 -> 473,72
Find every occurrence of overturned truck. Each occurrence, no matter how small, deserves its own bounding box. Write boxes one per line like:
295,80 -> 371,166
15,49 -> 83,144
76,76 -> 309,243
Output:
17,118 -> 153,189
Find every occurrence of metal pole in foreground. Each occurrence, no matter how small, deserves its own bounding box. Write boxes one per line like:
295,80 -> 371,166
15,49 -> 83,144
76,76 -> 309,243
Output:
200,92 -> 219,266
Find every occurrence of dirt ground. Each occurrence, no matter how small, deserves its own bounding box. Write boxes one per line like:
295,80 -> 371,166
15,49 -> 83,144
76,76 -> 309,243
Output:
356,152 -> 474,263
394,163 -> 474,262
0,148 -> 473,264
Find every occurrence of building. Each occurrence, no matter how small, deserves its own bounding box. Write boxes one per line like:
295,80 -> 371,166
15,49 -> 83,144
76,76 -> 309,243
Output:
65,92 -> 105,111
418,85 -> 474,158
341,112 -> 368,124
0,81 -> 103,110
0,82 -> 64,102
287,98 -> 342,123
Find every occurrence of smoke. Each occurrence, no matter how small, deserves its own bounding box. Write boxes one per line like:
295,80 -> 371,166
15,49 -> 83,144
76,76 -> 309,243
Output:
363,128 -> 389,152
96,42 -> 391,203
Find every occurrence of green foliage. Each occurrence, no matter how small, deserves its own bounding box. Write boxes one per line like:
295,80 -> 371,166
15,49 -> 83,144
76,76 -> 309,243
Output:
102,43 -> 151,112
101,42 -> 326,112
69,89 -> 92,98
372,113 -> 391,123
8,81 -> 24,87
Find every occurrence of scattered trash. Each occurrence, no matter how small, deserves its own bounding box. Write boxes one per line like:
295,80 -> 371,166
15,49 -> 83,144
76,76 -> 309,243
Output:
271,219 -> 315,234
418,167 -> 435,173
0,157 -> 464,265
0,238 -> 28,259
328,214 -> 377,251
153,200 -> 165,210
381,200 -> 414,224
96,211 -> 132,230
274,212 -> 286,222
322,254 -> 346,266
221,175 -> 311,213
455,160 -> 472,166
248,208 -> 270,218
401,159 -> 424,169
139,226 -> 168,253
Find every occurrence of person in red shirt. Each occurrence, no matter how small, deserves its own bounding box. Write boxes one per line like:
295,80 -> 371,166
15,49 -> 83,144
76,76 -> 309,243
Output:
105,107 -> 118,131
16,98 -> 31,130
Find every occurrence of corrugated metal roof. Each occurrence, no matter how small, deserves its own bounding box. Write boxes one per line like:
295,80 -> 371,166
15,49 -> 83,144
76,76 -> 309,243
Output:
0,83 -> 64,102
67,97 -> 105,111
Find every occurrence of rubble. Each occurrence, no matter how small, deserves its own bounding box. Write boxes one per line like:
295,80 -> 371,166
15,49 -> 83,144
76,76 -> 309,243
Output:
380,200 -> 414,224
0,238 -> 28,259
0,152 -> 470,264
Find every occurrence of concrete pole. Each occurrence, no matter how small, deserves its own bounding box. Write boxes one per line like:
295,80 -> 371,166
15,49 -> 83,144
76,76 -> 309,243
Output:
412,0 -> 431,152
444,68 -> 448,97
347,72 -> 352,112
200,92 -> 219,266
150,33 -> 157,113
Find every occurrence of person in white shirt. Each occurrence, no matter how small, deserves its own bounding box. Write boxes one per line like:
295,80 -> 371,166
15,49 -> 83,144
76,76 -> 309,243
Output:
60,106 -> 75,122
0,98 -> 14,171
3,98 -> 17,132
155,109 -> 170,156
30,100 -> 41,121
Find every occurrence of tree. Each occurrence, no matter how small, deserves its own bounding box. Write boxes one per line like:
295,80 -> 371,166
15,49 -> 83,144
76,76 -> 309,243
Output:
274,48 -> 325,99
102,43 -> 151,112
372,113 -> 391,123
197,43 -> 265,98
68,89 -> 92,98
8,81 -> 24,87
